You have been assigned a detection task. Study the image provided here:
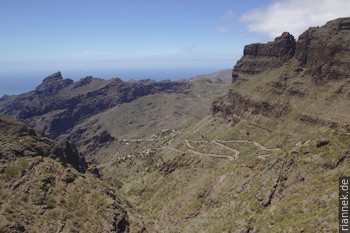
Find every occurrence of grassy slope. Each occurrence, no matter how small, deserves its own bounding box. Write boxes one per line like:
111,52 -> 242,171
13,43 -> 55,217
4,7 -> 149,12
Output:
113,117 -> 349,233
95,63 -> 350,232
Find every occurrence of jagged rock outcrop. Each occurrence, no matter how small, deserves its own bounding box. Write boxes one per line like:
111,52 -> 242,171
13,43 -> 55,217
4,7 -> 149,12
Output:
35,71 -> 74,96
233,32 -> 296,77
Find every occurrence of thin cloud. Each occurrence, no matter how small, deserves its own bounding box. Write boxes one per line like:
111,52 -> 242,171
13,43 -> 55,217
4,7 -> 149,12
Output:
223,10 -> 234,19
217,25 -> 228,33
80,51 -> 111,56
240,0 -> 350,39
182,45 -> 197,52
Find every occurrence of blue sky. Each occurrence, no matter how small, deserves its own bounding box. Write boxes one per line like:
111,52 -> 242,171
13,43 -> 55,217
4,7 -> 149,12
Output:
0,0 -> 349,95
0,0 -> 266,72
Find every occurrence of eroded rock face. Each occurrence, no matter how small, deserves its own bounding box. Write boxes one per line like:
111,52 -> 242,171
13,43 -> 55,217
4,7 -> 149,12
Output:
295,17 -> 350,83
211,90 -> 290,123
233,32 -> 296,76
233,17 -> 350,84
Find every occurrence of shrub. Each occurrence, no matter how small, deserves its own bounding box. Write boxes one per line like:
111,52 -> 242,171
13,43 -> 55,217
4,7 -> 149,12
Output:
1,158 -> 28,180
46,195 -> 56,209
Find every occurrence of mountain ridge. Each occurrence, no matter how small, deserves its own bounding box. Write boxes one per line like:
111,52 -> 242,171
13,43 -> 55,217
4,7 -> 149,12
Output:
0,73 -> 191,139
0,70 -> 231,159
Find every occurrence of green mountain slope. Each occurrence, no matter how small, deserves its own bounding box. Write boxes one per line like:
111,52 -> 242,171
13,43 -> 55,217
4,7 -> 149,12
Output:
0,115 -> 147,232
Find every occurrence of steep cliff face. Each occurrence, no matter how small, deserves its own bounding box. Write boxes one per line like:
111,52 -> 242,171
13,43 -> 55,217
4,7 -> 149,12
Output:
233,17 -> 350,83
233,32 -> 296,77
213,17 -> 350,139
295,17 -> 350,83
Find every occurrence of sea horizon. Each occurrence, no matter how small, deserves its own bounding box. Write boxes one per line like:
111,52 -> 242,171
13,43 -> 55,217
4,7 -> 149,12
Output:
0,67 -> 231,97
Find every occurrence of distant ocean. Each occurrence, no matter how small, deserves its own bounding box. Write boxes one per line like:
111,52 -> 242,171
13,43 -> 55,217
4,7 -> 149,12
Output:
0,67 -> 228,97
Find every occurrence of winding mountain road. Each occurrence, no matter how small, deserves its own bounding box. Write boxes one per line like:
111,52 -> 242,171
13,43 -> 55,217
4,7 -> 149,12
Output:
215,140 -> 281,152
184,139 -> 281,161
188,149 -> 235,160
212,140 -> 239,159
162,146 -> 184,154
119,136 -> 280,162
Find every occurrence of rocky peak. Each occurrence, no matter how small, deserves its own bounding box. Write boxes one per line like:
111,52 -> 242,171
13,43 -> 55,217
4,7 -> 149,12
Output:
233,32 -> 296,77
35,71 -> 73,96
80,76 -> 93,84
72,76 -> 94,88
41,71 -> 63,83
243,32 -> 296,59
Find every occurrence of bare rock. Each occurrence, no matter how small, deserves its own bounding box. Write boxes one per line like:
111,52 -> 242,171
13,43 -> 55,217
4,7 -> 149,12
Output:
295,18 -> 350,84
315,139 -> 330,148
234,32 -> 296,75
35,71 -> 73,96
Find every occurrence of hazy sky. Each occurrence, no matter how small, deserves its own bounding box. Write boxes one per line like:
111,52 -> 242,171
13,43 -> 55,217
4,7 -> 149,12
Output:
0,0 -> 349,95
